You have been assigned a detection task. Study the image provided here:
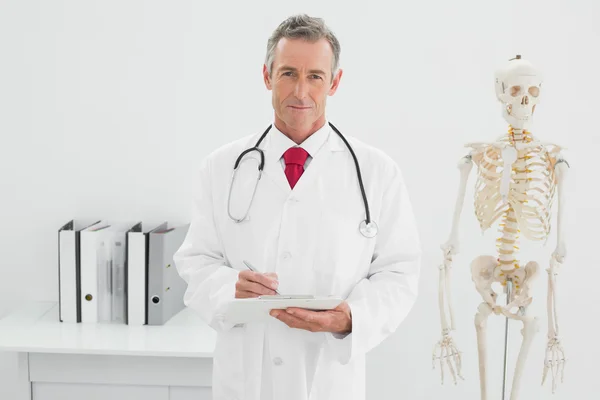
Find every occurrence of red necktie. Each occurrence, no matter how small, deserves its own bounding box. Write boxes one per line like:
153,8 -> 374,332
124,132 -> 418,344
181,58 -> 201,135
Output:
283,147 -> 309,189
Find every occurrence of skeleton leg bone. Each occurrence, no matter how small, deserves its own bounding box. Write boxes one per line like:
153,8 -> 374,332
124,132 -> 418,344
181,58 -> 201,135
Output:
475,302 -> 494,400
501,309 -> 540,400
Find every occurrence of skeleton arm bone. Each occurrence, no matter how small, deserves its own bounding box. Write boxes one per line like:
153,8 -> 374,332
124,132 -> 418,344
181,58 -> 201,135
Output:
433,153 -> 473,385
542,153 -> 569,392
548,155 -> 568,336
439,153 -> 474,331
552,155 -> 568,264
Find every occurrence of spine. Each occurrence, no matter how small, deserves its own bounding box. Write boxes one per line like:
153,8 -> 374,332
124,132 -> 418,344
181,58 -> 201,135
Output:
497,206 -> 520,276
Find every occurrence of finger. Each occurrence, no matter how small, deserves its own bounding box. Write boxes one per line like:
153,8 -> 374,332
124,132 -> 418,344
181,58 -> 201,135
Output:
440,345 -> 445,385
235,290 -> 256,299
286,308 -> 332,326
452,344 -> 464,380
560,349 -> 566,383
551,346 -> 557,390
559,347 -> 566,380
236,280 -> 278,296
235,290 -> 266,299
542,349 -> 549,385
270,309 -> 323,332
552,346 -> 558,393
446,347 -> 457,385
264,272 -> 278,279
240,270 -> 279,290
280,311 -> 323,332
432,342 -> 440,369
235,284 -> 277,298
328,301 -> 350,316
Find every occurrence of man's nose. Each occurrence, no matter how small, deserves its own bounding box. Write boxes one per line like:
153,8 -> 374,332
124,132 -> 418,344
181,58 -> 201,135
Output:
294,78 -> 308,99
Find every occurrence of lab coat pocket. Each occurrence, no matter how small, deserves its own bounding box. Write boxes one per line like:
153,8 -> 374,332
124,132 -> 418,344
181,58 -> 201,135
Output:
212,325 -> 246,398
312,201 -> 372,295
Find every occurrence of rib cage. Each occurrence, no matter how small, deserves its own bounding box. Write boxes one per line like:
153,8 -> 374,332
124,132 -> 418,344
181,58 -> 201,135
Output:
469,130 -> 559,244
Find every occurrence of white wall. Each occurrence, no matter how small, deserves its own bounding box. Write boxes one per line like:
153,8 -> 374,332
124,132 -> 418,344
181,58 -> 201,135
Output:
0,1 -> 596,399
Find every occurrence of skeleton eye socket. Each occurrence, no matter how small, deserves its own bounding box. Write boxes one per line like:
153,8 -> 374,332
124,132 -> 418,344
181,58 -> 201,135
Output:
510,86 -> 522,97
528,86 -> 540,97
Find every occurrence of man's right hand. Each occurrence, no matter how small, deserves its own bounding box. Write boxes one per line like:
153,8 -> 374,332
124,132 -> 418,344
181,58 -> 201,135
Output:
235,270 -> 279,298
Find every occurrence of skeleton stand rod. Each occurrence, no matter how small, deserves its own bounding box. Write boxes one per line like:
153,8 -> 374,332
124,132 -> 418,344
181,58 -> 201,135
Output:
502,278 -> 513,400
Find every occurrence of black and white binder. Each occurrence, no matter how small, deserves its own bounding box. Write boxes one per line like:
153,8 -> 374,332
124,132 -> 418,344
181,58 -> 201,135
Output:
58,219 -> 102,323
126,221 -> 168,325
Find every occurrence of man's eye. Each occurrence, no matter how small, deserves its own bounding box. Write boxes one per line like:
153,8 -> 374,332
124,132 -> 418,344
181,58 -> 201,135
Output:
311,75 -> 322,79
283,72 -> 293,76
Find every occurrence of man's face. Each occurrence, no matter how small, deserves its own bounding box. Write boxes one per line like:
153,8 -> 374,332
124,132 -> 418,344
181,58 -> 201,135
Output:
263,37 -> 342,131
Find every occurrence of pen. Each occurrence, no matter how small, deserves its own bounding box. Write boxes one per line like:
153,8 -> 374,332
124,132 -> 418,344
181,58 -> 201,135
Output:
243,260 -> 281,295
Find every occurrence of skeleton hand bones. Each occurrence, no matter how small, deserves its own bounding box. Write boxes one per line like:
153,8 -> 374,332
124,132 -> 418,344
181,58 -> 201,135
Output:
432,242 -> 465,385
543,335 -> 566,394
542,255 -> 567,393
432,327 -> 464,385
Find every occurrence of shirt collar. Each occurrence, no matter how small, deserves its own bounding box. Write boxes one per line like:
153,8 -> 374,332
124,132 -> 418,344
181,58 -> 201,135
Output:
266,119 -> 331,165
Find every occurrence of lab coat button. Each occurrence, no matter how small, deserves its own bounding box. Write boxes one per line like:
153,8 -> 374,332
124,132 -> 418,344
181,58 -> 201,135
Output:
281,252 -> 291,260
273,357 -> 283,366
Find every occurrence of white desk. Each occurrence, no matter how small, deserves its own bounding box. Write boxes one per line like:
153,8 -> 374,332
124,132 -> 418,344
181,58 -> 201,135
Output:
0,301 -> 216,400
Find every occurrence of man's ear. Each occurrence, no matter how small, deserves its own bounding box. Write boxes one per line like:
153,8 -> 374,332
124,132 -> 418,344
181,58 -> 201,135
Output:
328,68 -> 343,96
263,64 -> 272,90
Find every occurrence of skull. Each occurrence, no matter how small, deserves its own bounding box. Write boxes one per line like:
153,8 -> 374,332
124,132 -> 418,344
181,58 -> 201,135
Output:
494,55 -> 543,130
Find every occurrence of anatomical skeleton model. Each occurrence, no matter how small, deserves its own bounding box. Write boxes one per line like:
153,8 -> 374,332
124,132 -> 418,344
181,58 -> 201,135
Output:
432,55 -> 569,400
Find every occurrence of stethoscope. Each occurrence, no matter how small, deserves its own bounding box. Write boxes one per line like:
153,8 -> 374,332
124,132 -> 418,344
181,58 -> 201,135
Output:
227,122 -> 378,238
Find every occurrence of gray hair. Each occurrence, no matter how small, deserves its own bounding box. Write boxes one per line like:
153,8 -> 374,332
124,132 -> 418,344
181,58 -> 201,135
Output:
265,14 -> 341,80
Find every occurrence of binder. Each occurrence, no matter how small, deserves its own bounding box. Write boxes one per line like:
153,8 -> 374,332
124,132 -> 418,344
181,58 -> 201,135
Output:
126,222 -> 168,325
80,221 -> 140,324
147,223 -> 190,325
58,219 -> 101,323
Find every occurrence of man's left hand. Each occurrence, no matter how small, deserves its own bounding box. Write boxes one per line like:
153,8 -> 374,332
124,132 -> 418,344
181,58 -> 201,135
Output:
270,301 -> 352,334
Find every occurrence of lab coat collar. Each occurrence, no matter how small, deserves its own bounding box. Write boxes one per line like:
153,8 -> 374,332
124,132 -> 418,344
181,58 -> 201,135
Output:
257,118 -> 345,196
265,118 -> 331,167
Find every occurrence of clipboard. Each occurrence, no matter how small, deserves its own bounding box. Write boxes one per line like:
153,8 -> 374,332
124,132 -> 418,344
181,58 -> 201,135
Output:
221,295 -> 344,324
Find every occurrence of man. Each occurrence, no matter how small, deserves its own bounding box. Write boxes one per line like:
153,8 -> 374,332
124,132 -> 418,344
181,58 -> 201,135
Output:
174,14 -> 421,400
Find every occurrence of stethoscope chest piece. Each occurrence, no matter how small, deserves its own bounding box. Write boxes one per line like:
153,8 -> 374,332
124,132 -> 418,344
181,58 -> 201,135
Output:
359,220 -> 378,238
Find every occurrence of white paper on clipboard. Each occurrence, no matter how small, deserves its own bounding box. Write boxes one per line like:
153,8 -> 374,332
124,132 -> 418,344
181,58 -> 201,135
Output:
220,295 -> 344,324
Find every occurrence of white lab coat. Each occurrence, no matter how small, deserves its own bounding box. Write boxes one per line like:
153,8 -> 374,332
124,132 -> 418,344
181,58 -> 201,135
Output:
174,121 -> 421,400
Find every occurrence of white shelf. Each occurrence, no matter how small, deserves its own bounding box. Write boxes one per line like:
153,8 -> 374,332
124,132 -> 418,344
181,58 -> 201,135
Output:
0,301 -> 216,358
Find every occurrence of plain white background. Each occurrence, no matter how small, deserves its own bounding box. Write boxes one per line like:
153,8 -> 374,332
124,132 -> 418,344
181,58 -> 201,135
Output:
0,0 -> 596,399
